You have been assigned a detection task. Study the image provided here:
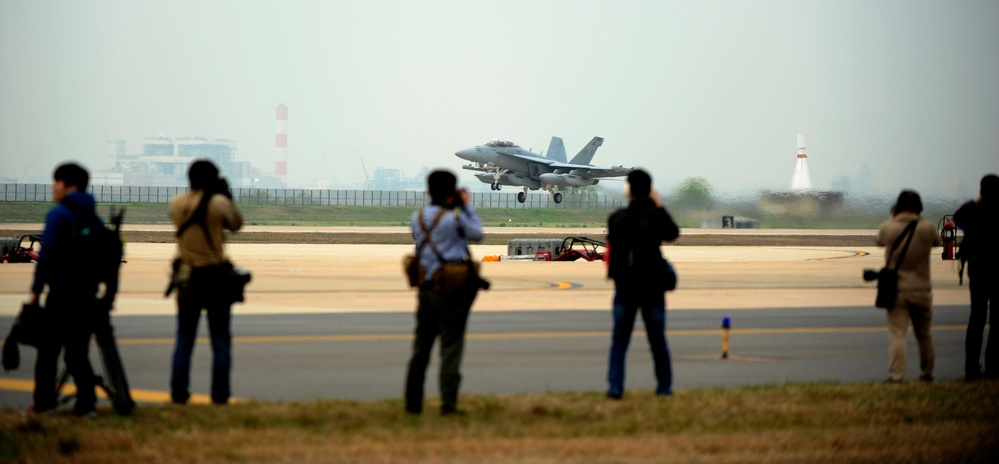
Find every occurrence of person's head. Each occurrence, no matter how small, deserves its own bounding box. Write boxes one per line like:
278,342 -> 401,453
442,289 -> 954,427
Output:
188,159 -> 220,191
980,174 -> 998,202
427,170 -> 458,207
893,189 -> 923,215
626,169 -> 652,200
52,163 -> 89,202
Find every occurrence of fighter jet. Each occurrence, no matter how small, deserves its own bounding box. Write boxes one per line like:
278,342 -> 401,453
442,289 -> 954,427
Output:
455,136 -> 631,204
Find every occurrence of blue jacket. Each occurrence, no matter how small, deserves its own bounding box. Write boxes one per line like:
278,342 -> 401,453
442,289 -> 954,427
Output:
31,191 -> 101,295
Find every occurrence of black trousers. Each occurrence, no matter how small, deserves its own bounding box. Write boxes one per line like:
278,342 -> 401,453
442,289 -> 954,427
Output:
966,267 -> 999,378
33,293 -> 102,414
404,285 -> 477,413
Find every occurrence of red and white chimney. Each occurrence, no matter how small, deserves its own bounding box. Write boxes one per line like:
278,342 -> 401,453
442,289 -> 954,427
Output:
275,104 -> 288,186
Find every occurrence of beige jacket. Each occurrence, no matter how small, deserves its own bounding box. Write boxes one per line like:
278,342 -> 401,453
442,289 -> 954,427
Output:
169,191 -> 243,268
876,212 -> 941,293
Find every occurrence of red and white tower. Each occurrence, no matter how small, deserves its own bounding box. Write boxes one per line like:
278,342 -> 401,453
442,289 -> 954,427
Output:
275,104 -> 288,186
791,132 -> 811,191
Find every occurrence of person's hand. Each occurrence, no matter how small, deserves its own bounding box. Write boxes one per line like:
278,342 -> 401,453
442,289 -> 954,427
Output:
650,189 -> 662,207
28,292 -> 38,305
457,189 -> 470,207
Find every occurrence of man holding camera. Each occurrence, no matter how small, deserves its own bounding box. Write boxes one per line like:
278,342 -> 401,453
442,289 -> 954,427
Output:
404,170 -> 484,416
954,174 -> 999,381
605,169 -> 680,399
876,190 -> 941,383
168,160 -> 243,405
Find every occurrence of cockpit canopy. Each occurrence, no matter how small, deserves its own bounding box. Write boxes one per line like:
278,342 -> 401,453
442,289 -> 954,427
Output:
485,139 -> 520,148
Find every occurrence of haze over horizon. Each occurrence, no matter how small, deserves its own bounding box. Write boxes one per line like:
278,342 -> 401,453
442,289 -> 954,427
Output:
2,1 -> 998,200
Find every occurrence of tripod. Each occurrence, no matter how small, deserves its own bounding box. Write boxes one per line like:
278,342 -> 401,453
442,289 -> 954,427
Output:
56,316 -> 135,416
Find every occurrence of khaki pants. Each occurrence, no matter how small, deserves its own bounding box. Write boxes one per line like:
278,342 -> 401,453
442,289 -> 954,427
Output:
886,290 -> 935,381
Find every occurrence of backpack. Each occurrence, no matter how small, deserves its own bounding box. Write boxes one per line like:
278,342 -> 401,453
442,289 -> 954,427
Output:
60,199 -> 124,300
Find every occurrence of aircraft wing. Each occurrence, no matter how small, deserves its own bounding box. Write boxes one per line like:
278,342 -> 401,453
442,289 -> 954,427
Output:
549,162 -> 631,178
496,151 -> 555,165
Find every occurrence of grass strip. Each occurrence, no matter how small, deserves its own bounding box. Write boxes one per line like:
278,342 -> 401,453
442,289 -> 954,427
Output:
1,381 -> 997,463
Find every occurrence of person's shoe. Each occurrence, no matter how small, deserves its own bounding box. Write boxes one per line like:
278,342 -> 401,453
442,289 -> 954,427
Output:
440,407 -> 466,417
23,405 -> 54,417
405,407 -> 422,416
656,391 -> 673,397
72,406 -> 97,418
606,390 -> 623,400
965,372 -> 983,382
882,377 -> 904,384
918,375 -> 934,383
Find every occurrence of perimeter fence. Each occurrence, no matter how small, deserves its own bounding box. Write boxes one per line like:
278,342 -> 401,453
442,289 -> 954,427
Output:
0,184 -> 625,210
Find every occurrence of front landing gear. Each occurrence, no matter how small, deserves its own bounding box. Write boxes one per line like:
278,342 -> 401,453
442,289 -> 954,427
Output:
553,192 -> 563,204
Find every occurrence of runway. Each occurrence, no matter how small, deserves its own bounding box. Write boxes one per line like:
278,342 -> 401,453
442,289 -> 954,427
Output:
0,236 -> 978,408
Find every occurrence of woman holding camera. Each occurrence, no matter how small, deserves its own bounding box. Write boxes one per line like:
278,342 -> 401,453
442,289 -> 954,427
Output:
168,160 -> 243,405
875,190 -> 941,383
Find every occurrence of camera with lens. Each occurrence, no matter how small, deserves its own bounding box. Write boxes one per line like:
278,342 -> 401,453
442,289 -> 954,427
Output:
862,268 -> 881,282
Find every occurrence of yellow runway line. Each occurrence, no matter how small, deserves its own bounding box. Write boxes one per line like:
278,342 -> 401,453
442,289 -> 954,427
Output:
109,324 -> 973,346
0,378 -> 228,405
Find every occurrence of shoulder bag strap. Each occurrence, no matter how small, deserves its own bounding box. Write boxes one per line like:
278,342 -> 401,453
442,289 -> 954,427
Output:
176,192 -> 219,253
890,220 -> 919,272
417,208 -> 449,260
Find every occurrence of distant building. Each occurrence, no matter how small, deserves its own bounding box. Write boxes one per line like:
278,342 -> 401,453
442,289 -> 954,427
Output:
757,190 -> 845,217
93,136 -> 257,187
364,166 -> 428,191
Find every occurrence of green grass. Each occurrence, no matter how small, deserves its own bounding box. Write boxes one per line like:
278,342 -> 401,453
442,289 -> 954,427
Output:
1,381 -> 997,463
0,202 -> 614,227
2,201 -> 954,229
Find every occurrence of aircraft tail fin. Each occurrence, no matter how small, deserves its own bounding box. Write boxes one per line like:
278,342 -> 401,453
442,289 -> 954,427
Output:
546,137 -> 566,162
569,137 -> 604,165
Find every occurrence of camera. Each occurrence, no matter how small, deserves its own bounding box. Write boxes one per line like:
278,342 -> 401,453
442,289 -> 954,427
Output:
205,177 -> 233,199
862,268 -> 880,282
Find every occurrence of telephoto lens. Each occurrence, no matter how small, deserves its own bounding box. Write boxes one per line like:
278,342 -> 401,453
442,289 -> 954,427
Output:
862,269 -> 880,282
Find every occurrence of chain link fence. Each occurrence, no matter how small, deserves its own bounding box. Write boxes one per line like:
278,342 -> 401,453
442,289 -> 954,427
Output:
0,184 -> 625,210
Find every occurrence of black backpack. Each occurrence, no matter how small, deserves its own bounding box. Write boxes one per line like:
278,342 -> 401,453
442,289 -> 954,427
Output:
60,199 -> 124,302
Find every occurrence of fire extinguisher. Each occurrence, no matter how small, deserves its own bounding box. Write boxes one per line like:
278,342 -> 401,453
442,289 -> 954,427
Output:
939,215 -> 957,260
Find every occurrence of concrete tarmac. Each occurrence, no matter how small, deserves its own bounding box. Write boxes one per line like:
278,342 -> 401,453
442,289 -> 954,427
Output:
0,236 -> 978,408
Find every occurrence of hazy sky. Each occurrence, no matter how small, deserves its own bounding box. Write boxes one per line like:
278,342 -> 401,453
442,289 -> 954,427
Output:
2,1 -> 997,198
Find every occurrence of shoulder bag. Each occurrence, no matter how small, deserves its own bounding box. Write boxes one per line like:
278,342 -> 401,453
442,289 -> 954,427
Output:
875,220 -> 918,309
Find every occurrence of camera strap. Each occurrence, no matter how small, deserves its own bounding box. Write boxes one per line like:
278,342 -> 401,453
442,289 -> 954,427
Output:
176,190 -> 220,253
888,220 -> 919,272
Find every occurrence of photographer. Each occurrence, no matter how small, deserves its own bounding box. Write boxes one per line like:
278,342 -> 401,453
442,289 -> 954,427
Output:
954,174 -> 999,380
605,169 -> 680,399
875,190 -> 941,383
168,160 -> 243,405
28,163 -> 110,416
404,170 -> 484,416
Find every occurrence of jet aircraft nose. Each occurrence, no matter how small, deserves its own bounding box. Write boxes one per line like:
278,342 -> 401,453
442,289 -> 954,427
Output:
455,147 -> 478,161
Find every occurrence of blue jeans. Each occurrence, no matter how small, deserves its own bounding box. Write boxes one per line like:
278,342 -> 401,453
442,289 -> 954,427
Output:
607,293 -> 672,396
170,294 -> 232,405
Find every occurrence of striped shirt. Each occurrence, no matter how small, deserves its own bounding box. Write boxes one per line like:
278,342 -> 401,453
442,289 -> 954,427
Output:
411,204 -> 484,282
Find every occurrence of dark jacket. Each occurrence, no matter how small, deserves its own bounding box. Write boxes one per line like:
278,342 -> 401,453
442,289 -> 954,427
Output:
31,191 -> 101,295
607,198 -> 680,302
955,199 -> 999,277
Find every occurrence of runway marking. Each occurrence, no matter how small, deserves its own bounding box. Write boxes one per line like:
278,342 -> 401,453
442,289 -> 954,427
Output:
108,324 -> 973,346
806,250 -> 871,261
0,378 -> 228,405
543,281 -> 579,290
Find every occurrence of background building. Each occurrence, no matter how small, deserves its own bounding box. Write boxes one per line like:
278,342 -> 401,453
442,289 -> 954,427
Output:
93,136 -> 256,186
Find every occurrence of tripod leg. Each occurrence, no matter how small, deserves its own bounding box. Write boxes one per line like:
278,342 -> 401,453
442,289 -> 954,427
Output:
95,319 -> 135,415
55,365 -> 74,407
